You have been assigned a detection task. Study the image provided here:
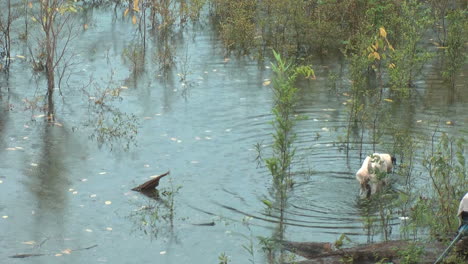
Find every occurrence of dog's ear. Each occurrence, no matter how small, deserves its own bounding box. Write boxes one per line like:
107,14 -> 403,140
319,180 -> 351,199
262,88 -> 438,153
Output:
391,156 -> 397,165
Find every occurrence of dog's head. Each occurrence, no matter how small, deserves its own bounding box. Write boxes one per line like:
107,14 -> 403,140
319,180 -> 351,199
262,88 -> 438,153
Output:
359,180 -> 372,198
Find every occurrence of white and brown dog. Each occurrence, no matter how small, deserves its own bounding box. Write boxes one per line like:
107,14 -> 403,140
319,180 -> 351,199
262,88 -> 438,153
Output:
356,153 -> 396,198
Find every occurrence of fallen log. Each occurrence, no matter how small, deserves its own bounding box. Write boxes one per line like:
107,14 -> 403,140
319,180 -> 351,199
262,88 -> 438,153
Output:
282,240 -> 451,264
132,171 -> 170,192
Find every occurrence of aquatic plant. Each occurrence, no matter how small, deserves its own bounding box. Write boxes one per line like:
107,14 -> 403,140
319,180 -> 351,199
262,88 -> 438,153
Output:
35,1 -> 80,119
266,50 -> 314,195
417,132 -> 467,239
129,176 -> 181,238
442,9 -> 467,87
256,50 -> 314,263
210,0 -> 256,54
218,252 -> 230,264
0,0 -> 16,73
388,0 -> 433,97
84,72 -> 139,150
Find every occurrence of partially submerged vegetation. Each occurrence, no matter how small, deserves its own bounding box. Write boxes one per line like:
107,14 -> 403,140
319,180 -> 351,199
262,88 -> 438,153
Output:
0,0 -> 467,263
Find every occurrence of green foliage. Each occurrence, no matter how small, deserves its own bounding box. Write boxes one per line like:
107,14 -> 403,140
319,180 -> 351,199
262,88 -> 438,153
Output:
442,9 -> 467,86
218,252 -> 230,264
397,243 -> 423,264
415,133 -> 467,239
266,50 -> 313,194
241,233 -> 256,264
85,72 -> 139,150
211,0 -> 256,53
334,233 -> 352,249
388,0 -> 434,97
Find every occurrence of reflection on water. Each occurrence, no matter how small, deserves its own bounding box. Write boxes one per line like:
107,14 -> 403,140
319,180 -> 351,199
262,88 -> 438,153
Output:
0,5 -> 467,264
25,124 -> 70,263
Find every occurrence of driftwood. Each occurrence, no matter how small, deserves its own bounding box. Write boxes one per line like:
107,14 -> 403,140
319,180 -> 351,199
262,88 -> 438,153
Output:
132,171 -> 170,192
281,240 -> 462,264
9,244 -> 98,259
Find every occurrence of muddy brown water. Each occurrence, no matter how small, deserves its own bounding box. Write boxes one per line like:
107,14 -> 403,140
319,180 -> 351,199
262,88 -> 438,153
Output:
0,6 -> 467,264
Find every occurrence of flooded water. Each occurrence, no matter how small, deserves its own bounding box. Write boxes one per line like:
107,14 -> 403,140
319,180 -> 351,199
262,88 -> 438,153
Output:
1,5 -> 467,264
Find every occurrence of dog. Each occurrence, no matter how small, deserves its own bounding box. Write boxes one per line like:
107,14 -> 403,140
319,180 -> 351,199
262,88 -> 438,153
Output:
356,153 -> 396,198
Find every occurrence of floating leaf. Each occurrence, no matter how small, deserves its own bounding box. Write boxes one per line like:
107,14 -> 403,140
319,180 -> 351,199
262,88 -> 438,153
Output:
99,172 -> 107,175
0,180 -> 3,184
384,98 -> 393,102
262,80 -> 271,86
83,24 -> 88,30
106,227 -> 113,231
160,251 -> 167,255
6,148 -> 16,151
2,216 -> 8,219
416,120 -> 422,123
30,163 -> 38,167
105,201 -> 112,205
72,191 -> 78,195
22,241 -> 36,245
68,188 -> 74,192
55,253 -> 63,257
90,194 -> 97,198
132,15 -> 137,25
85,229 -> 93,232
61,249 -> 72,254
28,2 -> 32,8
446,121 -> 453,125
123,8 -> 129,17
144,164 -> 150,168
16,55 -> 25,59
